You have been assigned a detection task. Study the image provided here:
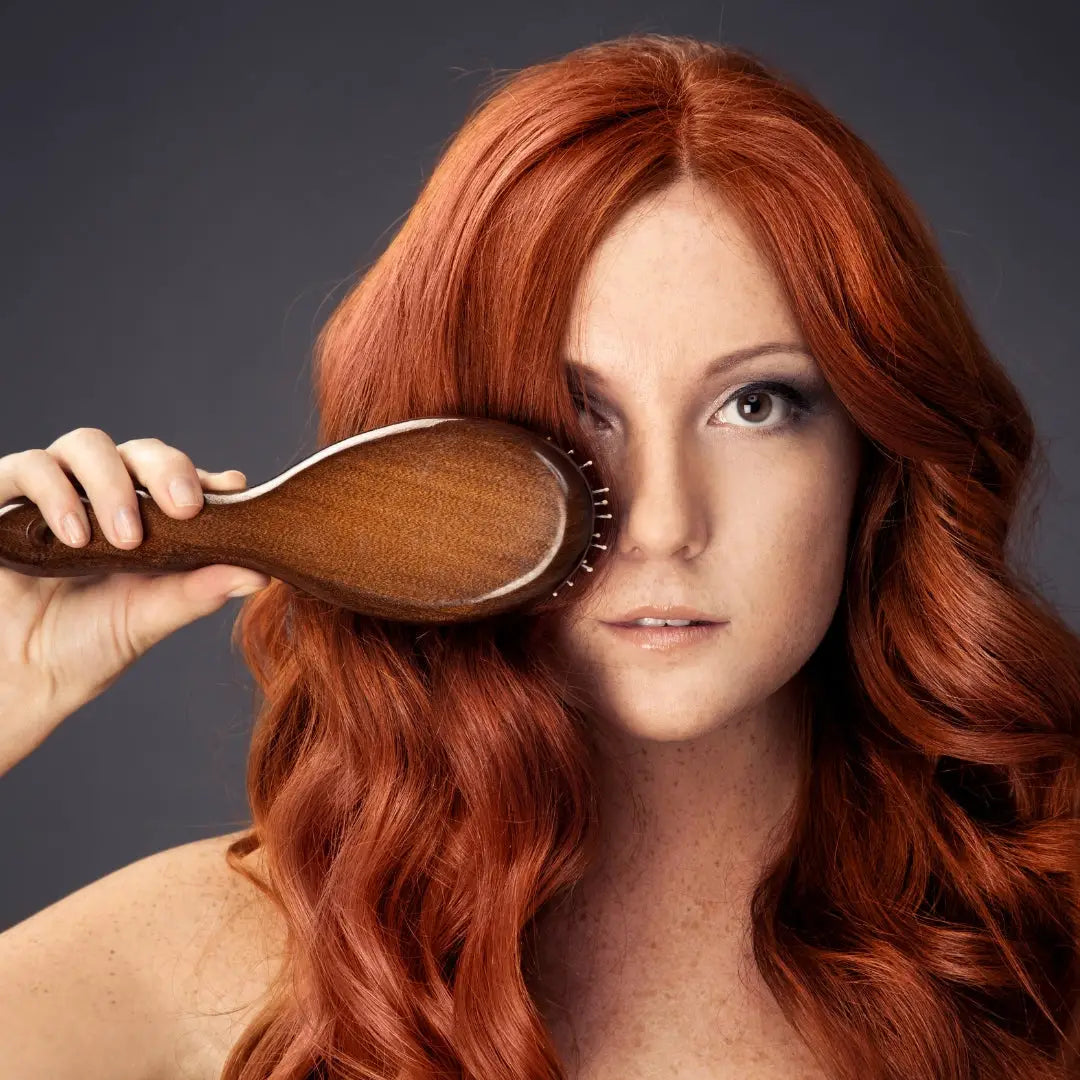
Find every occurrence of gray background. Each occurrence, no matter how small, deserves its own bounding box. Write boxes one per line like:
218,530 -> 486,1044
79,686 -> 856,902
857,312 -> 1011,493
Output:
1,0 -> 1077,930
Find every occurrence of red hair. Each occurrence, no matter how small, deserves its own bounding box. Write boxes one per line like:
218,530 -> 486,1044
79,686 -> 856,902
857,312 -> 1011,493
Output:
218,33 -> 1080,1080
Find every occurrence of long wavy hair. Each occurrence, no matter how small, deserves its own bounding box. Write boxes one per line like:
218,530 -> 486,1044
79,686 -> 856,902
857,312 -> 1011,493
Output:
217,33 -> 1080,1080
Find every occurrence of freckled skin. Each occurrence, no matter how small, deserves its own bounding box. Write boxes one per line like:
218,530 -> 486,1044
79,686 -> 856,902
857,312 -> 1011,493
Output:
533,176 -> 863,1078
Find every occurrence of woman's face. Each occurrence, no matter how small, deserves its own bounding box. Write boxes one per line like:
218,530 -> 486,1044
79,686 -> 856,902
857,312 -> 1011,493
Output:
553,176 -> 864,743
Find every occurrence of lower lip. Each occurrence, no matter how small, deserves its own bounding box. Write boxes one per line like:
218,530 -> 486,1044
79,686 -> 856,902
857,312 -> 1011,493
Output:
602,621 -> 726,650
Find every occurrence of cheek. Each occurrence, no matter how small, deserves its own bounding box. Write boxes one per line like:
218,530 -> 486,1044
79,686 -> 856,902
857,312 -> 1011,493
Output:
722,464 -> 853,654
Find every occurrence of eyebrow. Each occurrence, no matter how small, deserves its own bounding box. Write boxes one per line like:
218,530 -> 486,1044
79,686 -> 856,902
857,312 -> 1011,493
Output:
563,341 -> 815,385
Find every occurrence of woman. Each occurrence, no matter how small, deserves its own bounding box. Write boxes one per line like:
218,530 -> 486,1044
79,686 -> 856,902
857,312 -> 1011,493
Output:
1,32 -> 1077,1080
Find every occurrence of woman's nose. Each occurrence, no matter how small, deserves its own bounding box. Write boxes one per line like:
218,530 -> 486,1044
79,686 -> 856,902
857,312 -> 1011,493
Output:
610,440 -> 709,560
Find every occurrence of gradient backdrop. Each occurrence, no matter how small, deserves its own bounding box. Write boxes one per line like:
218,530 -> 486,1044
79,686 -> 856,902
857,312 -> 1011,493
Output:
1,0 -> 1077,929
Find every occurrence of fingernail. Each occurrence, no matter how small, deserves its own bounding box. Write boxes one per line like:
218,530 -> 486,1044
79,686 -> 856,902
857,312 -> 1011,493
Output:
169,477 -> 201,507
227,580 -> 266,598
61,512 -> 87,545
114,506 -> 139,542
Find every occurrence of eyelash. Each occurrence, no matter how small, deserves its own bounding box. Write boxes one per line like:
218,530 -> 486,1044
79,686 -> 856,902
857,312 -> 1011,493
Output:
568,380 -> 816,436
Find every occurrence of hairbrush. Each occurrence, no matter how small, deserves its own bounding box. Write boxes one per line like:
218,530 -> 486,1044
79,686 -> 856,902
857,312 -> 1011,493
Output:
0,417 -> 611,623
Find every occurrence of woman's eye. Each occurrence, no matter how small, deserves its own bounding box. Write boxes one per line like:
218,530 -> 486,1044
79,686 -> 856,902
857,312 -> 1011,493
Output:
713,382 -> 812,433
570,394 -> 614,431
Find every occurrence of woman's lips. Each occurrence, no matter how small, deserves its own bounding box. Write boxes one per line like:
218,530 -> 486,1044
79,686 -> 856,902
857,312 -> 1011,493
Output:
601,621 -> 726,650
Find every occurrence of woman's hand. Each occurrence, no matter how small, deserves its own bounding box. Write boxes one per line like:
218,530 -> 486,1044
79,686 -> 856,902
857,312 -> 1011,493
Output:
0,427 -> 271,776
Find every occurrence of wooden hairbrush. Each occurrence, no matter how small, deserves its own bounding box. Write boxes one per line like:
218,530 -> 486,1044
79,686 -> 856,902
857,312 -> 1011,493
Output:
0,417 -> 611,623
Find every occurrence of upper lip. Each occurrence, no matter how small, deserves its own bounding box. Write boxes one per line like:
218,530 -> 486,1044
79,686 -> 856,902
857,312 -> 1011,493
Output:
605,605 -> 723,624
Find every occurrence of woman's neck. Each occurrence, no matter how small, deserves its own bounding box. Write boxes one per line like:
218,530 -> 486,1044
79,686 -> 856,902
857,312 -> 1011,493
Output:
525,681 -> 810,1071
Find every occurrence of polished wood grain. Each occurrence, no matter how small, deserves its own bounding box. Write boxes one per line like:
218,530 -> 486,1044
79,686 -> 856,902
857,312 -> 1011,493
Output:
0,417 -> 607,623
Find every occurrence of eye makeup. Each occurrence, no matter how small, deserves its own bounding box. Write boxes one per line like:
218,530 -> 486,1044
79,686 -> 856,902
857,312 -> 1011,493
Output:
567,373 -> 825,437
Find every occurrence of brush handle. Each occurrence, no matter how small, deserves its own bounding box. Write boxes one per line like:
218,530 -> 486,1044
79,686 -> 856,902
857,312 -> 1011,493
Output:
0,487 -> 270,577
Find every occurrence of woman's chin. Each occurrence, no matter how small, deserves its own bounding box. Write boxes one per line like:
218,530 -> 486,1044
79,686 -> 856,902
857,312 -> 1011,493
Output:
594,704 -> 730,745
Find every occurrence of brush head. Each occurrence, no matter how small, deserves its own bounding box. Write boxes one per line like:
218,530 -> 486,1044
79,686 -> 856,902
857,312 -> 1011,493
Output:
0,416 -> 609,623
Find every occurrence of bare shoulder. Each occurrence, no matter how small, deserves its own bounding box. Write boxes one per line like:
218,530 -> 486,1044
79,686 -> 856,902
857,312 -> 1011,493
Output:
0,828 -> 288,1080
138,829 -> 289,1079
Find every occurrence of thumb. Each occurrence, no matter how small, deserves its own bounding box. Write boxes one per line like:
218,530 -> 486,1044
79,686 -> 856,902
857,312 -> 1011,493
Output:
122,564 -> 271,655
